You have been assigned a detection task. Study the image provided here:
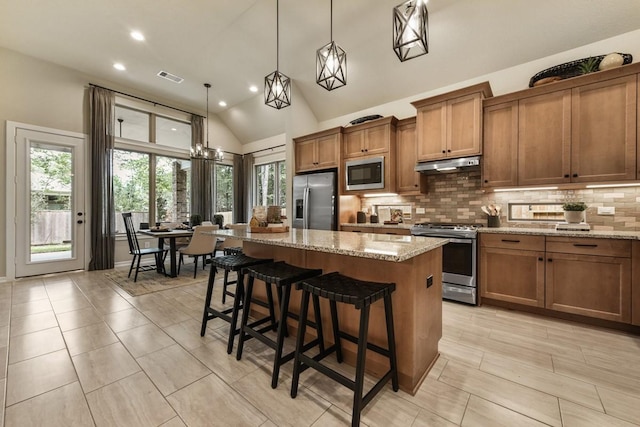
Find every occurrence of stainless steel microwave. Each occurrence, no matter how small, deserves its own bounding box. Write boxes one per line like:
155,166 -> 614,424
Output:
345,156 -> 384,191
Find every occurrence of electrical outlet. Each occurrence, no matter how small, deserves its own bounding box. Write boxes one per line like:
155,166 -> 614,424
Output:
597,207 -> 615,215
416,207 -> 426,214
144,242 -> 150,248
426,275 -> 433,288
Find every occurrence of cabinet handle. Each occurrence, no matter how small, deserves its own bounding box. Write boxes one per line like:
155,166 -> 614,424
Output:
572,173 -> 578,178
573,243 -> 598,248
538,257 -> 543,261
447,149 -> 451,153
361,149 -> 364,152
548,258 -> 553,262
442,150 -> 446,154
564,174 -> 569,178
501,239 -> 521,243
364,148 -> 368,152
414,184 -> 418,187
484,179 -> 488,183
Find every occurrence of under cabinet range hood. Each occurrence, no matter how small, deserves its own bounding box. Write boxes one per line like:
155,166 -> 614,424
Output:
415,156 -> 481,174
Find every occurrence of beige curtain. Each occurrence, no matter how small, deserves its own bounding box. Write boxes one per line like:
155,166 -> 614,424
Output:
88,86 -> 115,270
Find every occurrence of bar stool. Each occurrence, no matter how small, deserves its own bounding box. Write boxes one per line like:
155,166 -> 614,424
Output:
220,247 -> 243,304
236,261 -> 324,389
200,253 -> 273,354
290,272 -> 399,427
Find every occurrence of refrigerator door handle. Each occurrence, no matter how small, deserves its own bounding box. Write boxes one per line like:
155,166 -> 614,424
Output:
303,186 -> 310,229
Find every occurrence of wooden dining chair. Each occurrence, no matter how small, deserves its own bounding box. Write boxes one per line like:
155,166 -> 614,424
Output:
122,212 -> 168,282
178,224 -> 219,278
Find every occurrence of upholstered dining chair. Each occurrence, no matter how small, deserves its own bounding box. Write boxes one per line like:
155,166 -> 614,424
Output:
178,224 -> 219,278
122,212 -> 168,282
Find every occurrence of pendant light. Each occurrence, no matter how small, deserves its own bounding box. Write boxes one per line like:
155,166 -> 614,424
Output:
393,0 -> 429,62
191,83 -> 224,161
316,0 -> 346,91
265,0 -> 291,109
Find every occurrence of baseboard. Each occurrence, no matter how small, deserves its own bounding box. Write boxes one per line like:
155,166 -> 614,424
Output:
0,277 -> 7,283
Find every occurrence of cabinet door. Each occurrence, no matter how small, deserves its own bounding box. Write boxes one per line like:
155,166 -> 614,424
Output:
571,75 -> 637,183
416,102 -> 447,161
480,247 -> 545,307
545,252 -> 631,322
295,139 -> 318,173
633,241 -> 640,326
315,133 -> 340,170
482,102 -> 518,188
447,93 -> 482,158
518,90 -> 571,186
343,130 -> 365,158
396,120 -> 426,194
364,123 -> 390,155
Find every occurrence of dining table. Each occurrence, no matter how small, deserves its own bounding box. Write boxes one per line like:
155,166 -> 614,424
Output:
139,229 -> 193,277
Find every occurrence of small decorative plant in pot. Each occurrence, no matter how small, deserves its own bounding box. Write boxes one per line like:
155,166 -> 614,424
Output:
562,202 -> 587,224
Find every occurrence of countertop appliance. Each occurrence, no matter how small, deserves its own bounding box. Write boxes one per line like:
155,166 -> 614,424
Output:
345,156 -> 384,191
410,222 -> 480,305
414,156 -> 480,175
293,171 -> 337,231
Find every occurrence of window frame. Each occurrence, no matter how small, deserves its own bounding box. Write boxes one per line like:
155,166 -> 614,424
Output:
253,159 -> 286,209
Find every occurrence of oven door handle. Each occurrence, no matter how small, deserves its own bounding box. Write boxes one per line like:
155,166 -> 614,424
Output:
446,238 -> 473,244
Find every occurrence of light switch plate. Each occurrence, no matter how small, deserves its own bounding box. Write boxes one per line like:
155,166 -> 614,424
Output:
416,207 -> 425,214
597,206 -> 615,215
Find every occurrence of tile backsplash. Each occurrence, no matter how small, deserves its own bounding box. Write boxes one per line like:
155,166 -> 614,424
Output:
359,170 -> 640,231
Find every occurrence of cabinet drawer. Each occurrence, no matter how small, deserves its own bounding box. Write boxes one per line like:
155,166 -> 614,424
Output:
480,234 -> 545,251
375,228 -> 410,235
546,237 -> 631,257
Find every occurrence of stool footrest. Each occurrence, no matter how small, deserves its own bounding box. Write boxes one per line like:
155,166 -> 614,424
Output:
337,331 -> 393,359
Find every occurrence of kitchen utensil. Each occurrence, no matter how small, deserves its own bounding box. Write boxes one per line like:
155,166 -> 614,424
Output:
481,206 -> 491,216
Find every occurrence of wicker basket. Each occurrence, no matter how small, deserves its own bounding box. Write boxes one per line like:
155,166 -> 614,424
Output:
528,53 -> 632,87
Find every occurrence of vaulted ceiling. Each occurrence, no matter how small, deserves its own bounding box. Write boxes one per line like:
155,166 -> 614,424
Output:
2,0 -> 640,144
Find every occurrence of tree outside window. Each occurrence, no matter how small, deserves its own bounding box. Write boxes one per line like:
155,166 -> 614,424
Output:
255,160 -> 286,214
215,163 -> 233,224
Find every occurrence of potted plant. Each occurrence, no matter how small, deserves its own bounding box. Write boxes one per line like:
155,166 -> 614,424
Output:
189,214 -> 202,227
562,202 -> 587,223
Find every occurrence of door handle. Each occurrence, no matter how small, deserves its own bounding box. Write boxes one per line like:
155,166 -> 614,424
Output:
573,243 -> 597,248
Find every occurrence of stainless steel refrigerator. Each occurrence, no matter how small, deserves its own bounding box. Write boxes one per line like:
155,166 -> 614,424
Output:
293,171 -> 337,230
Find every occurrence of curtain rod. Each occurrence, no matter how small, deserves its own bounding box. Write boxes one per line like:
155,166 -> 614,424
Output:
89,83 -> 203,118
209,144 -> 286,158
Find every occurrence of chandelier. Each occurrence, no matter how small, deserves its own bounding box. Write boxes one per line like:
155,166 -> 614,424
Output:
265,0 -> 291,109
191,83 -> 224,161
393,0 -> 429,62
316,0 -> 346,91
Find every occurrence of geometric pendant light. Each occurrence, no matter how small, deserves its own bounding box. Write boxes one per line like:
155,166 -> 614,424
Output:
392,0 -> 429,62
265,0 -> 291,109
316,0 -> 346,91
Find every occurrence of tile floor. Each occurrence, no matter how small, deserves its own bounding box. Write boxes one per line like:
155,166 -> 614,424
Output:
1,267 -> 640,426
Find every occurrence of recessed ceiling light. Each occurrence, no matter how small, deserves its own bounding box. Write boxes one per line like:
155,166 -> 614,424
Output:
218,101 -> 227,107
130,31 -> 145,41
113,63 -> 126,71
249,85 -> 258,93
171,128 -> 177,131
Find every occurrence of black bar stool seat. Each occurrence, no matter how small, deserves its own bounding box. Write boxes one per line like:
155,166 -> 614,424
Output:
290,272 -> 399,427
200,253 -> 273,354
236,261 -> 324,389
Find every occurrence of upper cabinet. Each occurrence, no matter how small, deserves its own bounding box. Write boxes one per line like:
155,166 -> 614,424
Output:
412,82 -> 493,162
343,117 -> 396,159
395,117 -> 427,194
483,64 -> 639,189
294,126 -> 341,174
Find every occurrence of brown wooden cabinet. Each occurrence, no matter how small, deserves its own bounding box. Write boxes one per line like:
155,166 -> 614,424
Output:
294,127 -> 341,174
482,101 -> 518,188
342,117 -> 396,159
518,90 -> 572,186
341,226 -> 374,233
483,64 -> 640,188
570,75 -> 637,183
341,226 -> 410,235
632,241 -> 640,326
480,234 -> 545,307
545,237 -> 631,323
396,117 -> 427,194
412,82 -> 492,162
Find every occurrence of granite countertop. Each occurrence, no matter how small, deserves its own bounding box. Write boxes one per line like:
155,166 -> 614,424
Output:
340,222 -> 414,230
479,227 -> 640,240
212,228 -> 447,262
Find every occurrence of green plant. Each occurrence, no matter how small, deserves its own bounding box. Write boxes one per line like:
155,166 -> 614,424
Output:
562,202 -> 587,211
579,57 -> 599,75
190,214 -> 202,226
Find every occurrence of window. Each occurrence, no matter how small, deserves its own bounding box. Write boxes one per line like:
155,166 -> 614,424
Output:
215,163 -> 233,224
113,102 -> 192,233
255,160 -> 286,214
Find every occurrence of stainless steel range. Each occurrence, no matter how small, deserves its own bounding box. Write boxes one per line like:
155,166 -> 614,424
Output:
410,222 -> 480,305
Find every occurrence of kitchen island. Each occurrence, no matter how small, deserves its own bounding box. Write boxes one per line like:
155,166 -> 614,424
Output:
211,228 -> 448,394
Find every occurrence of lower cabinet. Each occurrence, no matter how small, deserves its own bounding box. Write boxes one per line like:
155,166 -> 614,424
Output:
480,234 -> 545,307
633,241 -> 640,326
341,226 -> 410,235
480,233 -> 633,324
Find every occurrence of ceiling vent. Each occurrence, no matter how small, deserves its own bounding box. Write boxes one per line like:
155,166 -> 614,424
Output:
156,70 -> 184,84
